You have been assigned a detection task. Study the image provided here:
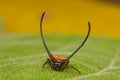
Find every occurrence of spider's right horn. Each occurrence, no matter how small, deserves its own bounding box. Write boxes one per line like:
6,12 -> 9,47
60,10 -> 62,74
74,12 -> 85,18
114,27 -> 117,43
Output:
40,12 -> 52,57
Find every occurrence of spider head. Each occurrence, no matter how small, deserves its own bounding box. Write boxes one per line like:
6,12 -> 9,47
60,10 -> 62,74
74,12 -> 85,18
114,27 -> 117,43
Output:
51,59 -> 69,71
49,54 -> 69,71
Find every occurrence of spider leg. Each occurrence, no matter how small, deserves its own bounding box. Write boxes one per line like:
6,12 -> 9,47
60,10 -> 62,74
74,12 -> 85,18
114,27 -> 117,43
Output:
70,65 -> 81,74
61,61 -> 69,71
42,58 -> 50,68
49,59 -> 55,69
64,65 -> 69,71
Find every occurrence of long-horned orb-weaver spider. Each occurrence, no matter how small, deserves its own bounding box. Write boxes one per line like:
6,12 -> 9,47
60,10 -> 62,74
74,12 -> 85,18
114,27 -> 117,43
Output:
40,12 -> 91,73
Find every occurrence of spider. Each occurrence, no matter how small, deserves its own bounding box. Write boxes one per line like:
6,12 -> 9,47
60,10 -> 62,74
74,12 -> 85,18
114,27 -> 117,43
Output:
40,12 -> 91,73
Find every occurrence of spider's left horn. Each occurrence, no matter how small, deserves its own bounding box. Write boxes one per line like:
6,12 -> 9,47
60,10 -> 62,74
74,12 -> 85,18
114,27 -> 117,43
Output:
68,22 -> 91,59
40,12 -> 51,57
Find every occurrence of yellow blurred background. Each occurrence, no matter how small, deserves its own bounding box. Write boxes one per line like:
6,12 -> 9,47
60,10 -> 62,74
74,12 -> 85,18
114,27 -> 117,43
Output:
0,0 -> 120,38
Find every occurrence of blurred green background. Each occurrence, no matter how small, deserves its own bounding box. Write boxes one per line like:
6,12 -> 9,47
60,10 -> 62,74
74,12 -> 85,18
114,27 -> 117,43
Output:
0,0 -> 120,38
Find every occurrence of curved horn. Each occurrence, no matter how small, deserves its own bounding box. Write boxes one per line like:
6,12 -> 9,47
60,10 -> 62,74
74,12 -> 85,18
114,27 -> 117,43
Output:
40,12 -> 51,56
68,22 -> 91,59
